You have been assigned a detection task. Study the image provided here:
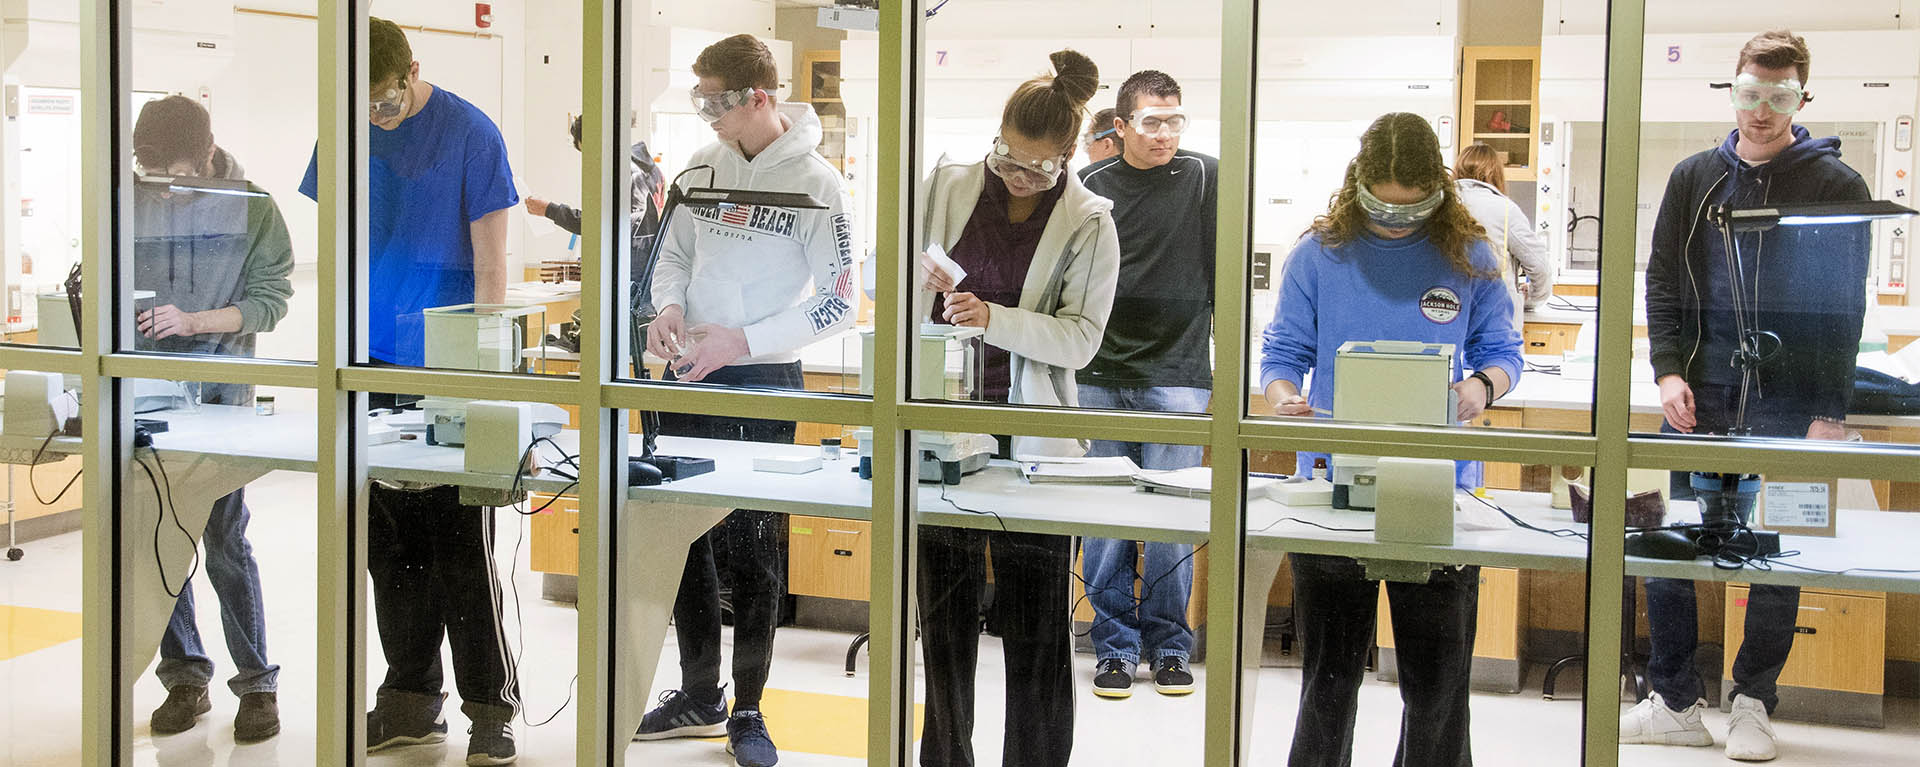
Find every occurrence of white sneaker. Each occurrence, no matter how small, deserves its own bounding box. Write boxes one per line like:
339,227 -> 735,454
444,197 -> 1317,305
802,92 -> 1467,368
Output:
1619,692 -> 1714,746
1724,694 -> 1779,761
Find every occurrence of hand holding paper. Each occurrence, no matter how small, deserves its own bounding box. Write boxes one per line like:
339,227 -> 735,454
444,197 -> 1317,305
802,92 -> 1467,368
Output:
920,243 -> 967,293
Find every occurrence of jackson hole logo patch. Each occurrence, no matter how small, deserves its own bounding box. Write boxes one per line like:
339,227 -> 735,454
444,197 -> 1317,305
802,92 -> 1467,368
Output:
1420,286 -> 1461,324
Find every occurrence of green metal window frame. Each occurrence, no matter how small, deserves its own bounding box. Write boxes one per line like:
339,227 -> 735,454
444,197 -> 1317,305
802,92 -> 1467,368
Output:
16,1 -> 1919,764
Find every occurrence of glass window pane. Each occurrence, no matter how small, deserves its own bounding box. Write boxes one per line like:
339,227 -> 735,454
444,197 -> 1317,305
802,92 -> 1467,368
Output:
1628,12 -> 1920,451
1249,2 -> 1598,440
0,366 -> 86,761
362,390 -> 577,763
1621,461 -> 1920,764
117,6 -> 317,362
334,7 -> 575,375
118,384 -> 315,762
622,412 -> 869,765
3,2 -> 85,349
620,10 -> 874,406
906,13 -> 1224,420
1246,449 -> 1589,763
906,425 -> 1212,764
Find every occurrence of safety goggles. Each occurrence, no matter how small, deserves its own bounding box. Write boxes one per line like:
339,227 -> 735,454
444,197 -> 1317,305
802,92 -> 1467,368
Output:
1356,184 -> 1445,229
1083,126 -> 1117,147
1127,106 -> 1189,139
370,80 -> 408,122
689,85 -> 758,123
985,137 -> 1066,191
1728,73 -> 1809,115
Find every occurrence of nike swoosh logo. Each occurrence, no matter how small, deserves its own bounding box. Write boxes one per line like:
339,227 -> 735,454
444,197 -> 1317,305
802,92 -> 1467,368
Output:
1170,169 -> 1184,175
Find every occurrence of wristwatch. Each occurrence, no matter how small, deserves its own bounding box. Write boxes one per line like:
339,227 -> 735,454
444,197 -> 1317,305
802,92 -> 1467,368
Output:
1469,370 -> 1496,402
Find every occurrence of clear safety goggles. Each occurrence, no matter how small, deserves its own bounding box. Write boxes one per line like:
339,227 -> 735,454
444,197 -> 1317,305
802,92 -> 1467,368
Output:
1728,73 -> 1809,115
1083,126 -> 1117,147
689,85 -> 758,123
370,81 -> 408,121
986,137 -> 1066,191
1128,106 -> 1189,138
1356,184 -> 1445,229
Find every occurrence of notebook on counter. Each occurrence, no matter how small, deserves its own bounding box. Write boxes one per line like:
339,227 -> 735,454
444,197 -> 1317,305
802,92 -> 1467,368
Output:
1017,455 -> 1141,484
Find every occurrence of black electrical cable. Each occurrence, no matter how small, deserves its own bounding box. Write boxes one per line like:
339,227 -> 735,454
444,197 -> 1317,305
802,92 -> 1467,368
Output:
134,450 -> 200,599
1468,492 -> 1589,540
500,487 -> 577,728
27,427 -> 83,506
935,484 -> 1207,641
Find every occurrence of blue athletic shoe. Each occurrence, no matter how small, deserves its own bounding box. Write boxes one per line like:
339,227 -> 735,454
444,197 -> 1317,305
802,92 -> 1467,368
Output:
633,689 -> 728,741
726,710 -> 779,767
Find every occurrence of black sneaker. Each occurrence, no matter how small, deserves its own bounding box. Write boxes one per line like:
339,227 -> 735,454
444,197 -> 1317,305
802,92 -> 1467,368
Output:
1153,656 -> 1195,695
726,710 -> 779,767
633,689 -> 728,740
233,691 -> 281,743
367,693 -> 449,752
150,685 -> 211,735
1092,658 -> 1133,699
466,719 -> 517,766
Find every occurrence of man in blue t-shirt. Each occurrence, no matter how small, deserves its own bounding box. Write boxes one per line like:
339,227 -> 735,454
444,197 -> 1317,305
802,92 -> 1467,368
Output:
298,18 -> 521,765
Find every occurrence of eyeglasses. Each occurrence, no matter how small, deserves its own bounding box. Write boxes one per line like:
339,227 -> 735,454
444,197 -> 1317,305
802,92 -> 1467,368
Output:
1127,106 -> 1189,138
370,80 -> 408,122
986,137 -> 1066,191
1727,73 -> 1809,115
1355,184 -> 1445,229
689,85 -> 759,123
1083,127 -> 1117,148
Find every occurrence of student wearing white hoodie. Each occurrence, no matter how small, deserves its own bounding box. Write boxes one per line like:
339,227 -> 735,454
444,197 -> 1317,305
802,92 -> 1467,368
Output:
914,50 -> 1119,767
633,34 -> 857,767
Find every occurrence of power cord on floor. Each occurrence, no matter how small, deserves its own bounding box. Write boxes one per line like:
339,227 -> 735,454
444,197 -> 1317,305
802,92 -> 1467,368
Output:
496,435 -> 583,727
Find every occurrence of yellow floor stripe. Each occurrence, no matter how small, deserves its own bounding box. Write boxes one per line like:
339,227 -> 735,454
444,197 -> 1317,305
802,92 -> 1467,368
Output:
0,605 -> 83,660
695,688 -> 926,760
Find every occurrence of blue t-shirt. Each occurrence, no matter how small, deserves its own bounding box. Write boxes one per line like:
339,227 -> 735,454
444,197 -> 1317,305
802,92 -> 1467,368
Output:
1261,229 -> 1523,488
300,86 -> 517,366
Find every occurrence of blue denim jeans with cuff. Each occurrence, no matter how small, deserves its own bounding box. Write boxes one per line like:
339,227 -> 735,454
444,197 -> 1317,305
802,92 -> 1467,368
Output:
157,488 -> 280,696
1077,384 -> 1209,666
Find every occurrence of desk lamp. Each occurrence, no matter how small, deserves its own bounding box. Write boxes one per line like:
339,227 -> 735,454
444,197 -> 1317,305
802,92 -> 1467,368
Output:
627,166 -> 828,485
1674,199 -> 1919,549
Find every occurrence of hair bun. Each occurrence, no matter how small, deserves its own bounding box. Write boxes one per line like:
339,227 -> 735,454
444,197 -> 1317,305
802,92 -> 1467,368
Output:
1048,49 -> 1099,108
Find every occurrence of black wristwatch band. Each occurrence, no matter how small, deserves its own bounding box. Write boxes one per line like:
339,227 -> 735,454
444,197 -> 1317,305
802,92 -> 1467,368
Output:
1470,370 -> 1496,402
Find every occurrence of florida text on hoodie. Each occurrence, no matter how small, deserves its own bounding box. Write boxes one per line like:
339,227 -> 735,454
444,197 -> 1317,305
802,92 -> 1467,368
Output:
650,103 -> 859,365
1644,126 -> 1871,423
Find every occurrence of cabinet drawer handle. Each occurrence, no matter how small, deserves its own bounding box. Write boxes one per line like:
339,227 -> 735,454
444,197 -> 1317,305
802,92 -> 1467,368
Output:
833,548 -> 855,557
828,528 -> 863,535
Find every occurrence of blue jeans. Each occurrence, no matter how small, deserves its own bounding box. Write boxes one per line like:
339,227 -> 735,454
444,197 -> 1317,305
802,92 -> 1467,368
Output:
1645,385 -> 1805,713
1077,384 -> 1208,665
157,488 -> 279,695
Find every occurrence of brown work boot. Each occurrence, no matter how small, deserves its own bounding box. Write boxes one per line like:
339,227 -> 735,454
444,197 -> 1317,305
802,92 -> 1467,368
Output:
150,685 -> 211,735
234,691 -> 281,742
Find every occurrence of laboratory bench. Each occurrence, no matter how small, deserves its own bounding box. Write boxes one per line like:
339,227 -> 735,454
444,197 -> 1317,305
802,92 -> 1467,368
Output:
7,400 -> 1919,740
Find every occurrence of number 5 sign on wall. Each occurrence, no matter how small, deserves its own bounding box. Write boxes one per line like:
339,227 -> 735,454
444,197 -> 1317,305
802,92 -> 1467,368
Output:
1667,45 -> 1681,63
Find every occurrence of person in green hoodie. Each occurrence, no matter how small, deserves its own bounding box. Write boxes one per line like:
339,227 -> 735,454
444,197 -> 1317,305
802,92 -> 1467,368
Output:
130,94 -> 293,743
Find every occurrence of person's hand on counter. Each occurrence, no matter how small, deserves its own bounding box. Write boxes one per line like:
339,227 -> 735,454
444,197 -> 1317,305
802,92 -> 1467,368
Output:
1657,374 -> 1695,433
138,304 -> 240,340
1264,380 -> 1312,416
1806,418 -> 1846,441
1451,377 -> 1490,422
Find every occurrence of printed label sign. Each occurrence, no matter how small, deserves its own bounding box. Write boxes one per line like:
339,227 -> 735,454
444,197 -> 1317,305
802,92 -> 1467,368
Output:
1763,481 -> 1830,529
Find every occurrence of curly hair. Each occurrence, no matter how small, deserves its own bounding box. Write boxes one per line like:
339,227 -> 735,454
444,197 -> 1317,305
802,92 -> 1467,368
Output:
1311,112 -> 1491,279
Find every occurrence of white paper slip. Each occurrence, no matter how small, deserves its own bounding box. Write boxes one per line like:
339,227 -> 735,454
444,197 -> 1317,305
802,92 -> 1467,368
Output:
1018,455 -> 1140,483
923,242 -> 968,289
1268,477 -> 1334,506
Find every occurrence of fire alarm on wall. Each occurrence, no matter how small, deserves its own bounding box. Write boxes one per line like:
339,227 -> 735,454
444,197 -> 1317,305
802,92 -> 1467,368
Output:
475,3 -> 493,28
